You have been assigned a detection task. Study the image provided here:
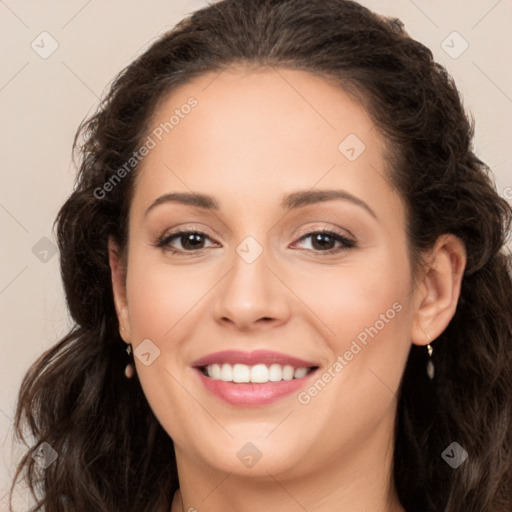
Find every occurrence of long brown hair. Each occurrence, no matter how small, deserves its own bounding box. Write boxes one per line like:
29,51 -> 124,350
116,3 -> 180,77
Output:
9,1 -> 512,510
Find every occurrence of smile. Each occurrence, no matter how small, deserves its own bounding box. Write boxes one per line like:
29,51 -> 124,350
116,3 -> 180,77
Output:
200,363 -> 313,383
192,350 -> 319,406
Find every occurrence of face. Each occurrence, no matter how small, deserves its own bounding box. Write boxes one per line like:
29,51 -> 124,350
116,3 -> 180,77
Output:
112,67 -> 419,481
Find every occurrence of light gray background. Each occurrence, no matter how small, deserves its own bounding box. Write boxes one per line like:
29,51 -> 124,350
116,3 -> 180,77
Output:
1,0 -> 511,507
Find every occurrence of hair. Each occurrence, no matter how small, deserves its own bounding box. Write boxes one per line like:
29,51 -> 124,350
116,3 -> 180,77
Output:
8,0 -> 512,510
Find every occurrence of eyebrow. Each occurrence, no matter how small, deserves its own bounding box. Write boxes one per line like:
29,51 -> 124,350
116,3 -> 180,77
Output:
144,189 -> 377,219
145,192 -> 219,215
282,189 -> 376,218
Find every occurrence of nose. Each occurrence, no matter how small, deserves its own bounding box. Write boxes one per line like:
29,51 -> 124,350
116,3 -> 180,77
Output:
213,241 -> 291,332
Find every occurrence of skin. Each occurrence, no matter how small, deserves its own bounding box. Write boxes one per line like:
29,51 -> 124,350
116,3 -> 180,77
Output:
109,66 -> 466,512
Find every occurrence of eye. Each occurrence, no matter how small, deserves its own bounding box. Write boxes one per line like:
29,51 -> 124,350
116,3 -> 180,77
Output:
156,230 -> 218,254
292,229 -> 356,254
155,228 -> 356,255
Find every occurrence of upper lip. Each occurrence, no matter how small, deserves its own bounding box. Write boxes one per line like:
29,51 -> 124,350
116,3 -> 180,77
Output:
192,350 -> 318,369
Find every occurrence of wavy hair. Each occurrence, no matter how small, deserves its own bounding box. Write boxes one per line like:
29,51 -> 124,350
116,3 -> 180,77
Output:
9,0 -> 512,510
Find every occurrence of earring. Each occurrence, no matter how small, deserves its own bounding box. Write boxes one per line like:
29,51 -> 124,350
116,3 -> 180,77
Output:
426,341 -> 434,380
124,343 -> 134,379
421,329 -> 435,380
124,362 -> 134,379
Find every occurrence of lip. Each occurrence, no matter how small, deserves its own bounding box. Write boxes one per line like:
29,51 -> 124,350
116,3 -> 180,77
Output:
192,349 -> 318,368
195,371 -> 318,406
192,350 -> 319,407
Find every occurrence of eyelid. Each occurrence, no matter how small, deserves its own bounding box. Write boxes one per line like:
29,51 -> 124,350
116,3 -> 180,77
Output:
157,223 -> 217,241
293,223 -> 355,243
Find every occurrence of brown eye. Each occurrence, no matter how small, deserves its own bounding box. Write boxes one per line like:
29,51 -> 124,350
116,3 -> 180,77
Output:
310,232 -> 337,251
157,230 -> 216,253
294,230 -> 355,254
178,232 -> 207,251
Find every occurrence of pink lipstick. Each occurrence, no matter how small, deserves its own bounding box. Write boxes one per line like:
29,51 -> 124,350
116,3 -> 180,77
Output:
192,350 -> 319,407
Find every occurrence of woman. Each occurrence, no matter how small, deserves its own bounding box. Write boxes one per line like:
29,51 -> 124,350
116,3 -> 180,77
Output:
8,0 -> 512,511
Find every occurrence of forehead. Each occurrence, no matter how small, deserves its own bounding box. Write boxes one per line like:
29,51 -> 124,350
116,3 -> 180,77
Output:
130,66 -> 400,221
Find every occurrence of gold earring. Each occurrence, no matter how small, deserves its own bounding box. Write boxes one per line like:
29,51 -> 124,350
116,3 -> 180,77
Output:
426,335 -> 434,380
421,328 -> 434,380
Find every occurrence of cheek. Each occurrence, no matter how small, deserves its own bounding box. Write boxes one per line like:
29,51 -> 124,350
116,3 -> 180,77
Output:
294,253 -> 411,345
287,262 -> 412,453
125,254 -> 211,341
123,254 -> 206,436
292,248 -> 413,401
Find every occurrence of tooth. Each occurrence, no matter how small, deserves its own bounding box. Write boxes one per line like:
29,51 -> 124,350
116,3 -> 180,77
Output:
232,363 -> 250,383
268,363 -> 283,382
220,363 -> 233,382
211,363 -> 221,380
294,367 -> 308,379
283,365 -> 294,381
208,363 -> 309,382
250,364 -> 269,383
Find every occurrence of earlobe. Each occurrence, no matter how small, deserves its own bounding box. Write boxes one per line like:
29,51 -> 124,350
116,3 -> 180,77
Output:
108,237 -> 131,342
411,234 -> 466,346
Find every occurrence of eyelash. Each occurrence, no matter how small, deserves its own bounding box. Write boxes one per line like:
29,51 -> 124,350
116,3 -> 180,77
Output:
155,228 -> 356,256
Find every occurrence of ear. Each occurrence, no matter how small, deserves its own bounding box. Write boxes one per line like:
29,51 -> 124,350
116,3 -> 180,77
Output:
411,234 -> 467,346
108,236 -> 131,343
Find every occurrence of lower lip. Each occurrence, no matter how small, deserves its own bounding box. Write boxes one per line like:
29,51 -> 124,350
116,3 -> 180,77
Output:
195,369 -> 317,407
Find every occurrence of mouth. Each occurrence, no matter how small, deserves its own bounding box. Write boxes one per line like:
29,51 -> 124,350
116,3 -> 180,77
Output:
192,350 -> 319,406
198,363 -> 316,383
